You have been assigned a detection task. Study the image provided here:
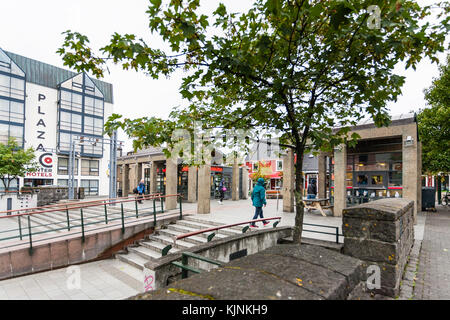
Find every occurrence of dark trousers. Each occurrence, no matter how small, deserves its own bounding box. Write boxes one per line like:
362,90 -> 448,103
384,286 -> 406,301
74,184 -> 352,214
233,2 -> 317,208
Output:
251,207 -> 267,226
219,190 -> 224,202
138,193 -> 143,203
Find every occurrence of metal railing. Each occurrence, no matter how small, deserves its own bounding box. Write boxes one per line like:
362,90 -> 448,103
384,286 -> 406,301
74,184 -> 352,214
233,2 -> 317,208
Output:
302,222 -> 343,244
172,252 -> 225,279
0,193 -> 183,254
173,217 -> 282,245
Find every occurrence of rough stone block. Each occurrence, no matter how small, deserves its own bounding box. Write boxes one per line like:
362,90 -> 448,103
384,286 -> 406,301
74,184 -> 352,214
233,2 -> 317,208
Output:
342,198 -> 414,221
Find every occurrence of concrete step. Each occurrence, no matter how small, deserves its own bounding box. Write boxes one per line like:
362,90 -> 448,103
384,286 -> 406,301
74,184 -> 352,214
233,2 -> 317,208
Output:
183,216 -> 244,232
167,224 -> 229,240
157,228 -> 208,245
176,220 -> 242,236
148,234 -> 193,249
115,252 -> 148,270
128,246 -> 161,261
139,240 -> 180,254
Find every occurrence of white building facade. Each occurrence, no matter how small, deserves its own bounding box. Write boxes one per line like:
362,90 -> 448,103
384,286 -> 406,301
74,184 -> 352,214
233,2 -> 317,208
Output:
0,48 -> 114,196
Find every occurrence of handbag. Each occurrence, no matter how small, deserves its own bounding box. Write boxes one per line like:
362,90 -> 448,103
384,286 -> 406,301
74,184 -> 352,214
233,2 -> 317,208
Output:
222,187 -> 227,191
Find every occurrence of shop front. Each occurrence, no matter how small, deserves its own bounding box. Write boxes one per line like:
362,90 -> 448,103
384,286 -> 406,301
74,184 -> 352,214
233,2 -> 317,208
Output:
344,137 -> 403,206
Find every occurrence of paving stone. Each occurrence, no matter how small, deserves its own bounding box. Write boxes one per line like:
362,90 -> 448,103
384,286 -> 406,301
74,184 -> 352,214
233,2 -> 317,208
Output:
414,206 -> 450,300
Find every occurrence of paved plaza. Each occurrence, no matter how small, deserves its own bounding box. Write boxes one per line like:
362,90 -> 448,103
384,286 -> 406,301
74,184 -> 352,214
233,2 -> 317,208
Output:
414,205 -> 450,300
0,197 -> 445,300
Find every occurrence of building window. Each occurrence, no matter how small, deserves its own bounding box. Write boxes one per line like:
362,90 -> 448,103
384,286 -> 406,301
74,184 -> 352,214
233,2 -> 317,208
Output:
0,49 -> 25,147
57,73 -> 104,157
0,178 -> 18,192
57,179 -> 78,188
276,160 -> 283,171
57,157 -> 79,175
81,159 -> 99,176
81,179 -> 99,196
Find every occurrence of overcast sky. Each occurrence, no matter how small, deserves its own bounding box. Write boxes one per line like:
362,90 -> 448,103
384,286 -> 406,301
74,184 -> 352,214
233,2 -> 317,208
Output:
0,0 -> 447,153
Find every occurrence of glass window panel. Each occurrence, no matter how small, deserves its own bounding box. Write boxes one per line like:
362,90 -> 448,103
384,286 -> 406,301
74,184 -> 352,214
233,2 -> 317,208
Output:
9,124 -> 23,144
0,99 -> 8,112
10,77 -> 24,91
0,99 -> 8,122
60,90 -> 71,102
371,175 -> 383,185
356,174 -> 368,185
0,123 -> 8,143
10,63 -> 25,77
389,171 -> 402,187
94,99 -> 103,116
10,101 -> 23,114
72,92 -> 82,105
0,74 -> 10,97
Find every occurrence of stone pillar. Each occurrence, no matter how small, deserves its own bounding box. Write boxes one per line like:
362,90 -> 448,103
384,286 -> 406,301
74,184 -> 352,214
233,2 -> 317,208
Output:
122,164 -> 129,197
232,160 -> 239,201
402,131 -> 419,222
333,144 -> 347,217
282,149 -> 294,212
150,161 -> 157,194
318,153 -> 327,199
165,158 -> 178,210
242,166 -> 249,199
187,166 -> 197,203
342,198 -> 415,297
197,163 -> 211,214
135,162 -> 143,186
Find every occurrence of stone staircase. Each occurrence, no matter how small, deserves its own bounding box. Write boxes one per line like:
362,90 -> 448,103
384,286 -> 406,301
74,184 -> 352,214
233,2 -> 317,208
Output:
113,216 -> 246,288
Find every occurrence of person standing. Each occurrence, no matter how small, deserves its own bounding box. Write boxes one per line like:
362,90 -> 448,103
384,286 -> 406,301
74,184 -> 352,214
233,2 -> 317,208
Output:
137,179 -> 145,204
218,178 -> 226,204
307,180 -> 317,199
250,178 -> 268,228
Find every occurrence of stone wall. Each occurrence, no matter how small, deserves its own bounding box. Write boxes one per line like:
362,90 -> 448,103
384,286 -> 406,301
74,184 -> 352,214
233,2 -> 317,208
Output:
342,198 -> 414,297
31,186 -> 85,207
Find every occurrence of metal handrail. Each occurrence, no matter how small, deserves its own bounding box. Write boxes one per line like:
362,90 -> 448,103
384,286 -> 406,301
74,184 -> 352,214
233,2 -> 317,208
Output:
0,193 -> 174,219
0,193 -> 183,253
302,222 -> 343,244
0,193 -> 162,216
173,217 -> 282,244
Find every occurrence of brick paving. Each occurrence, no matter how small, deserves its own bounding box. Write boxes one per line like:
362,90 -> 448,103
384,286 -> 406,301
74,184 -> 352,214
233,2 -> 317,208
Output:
414,205 -> 450,300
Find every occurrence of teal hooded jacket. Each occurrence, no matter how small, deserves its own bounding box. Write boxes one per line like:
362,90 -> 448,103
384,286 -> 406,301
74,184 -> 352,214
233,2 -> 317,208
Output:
251,178 -> 267,207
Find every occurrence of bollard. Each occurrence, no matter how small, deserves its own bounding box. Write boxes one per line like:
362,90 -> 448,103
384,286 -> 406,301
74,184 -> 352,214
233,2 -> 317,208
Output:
18,215 -> 22,240
66,207 -> 71,231
27,215 -> 33,255
135,198 -> 139,218
121,203 -> 125,234
80,208 -> 85,242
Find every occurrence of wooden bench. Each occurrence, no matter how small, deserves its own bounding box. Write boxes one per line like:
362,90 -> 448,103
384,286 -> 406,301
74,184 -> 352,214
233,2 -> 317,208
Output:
302,198 -> 333,217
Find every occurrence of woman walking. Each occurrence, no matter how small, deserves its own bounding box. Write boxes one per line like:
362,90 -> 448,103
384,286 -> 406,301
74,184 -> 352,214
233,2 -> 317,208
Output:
250,178 -> 268,228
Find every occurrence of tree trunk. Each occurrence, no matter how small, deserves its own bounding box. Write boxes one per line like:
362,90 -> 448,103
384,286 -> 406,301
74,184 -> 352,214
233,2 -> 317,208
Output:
292,146 -> 305,244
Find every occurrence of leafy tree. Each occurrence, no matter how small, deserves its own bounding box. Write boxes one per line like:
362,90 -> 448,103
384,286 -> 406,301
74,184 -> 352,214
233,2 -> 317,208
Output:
0,138 -> 39,192
418,54 -> 450,175
57,0 -> 449,243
